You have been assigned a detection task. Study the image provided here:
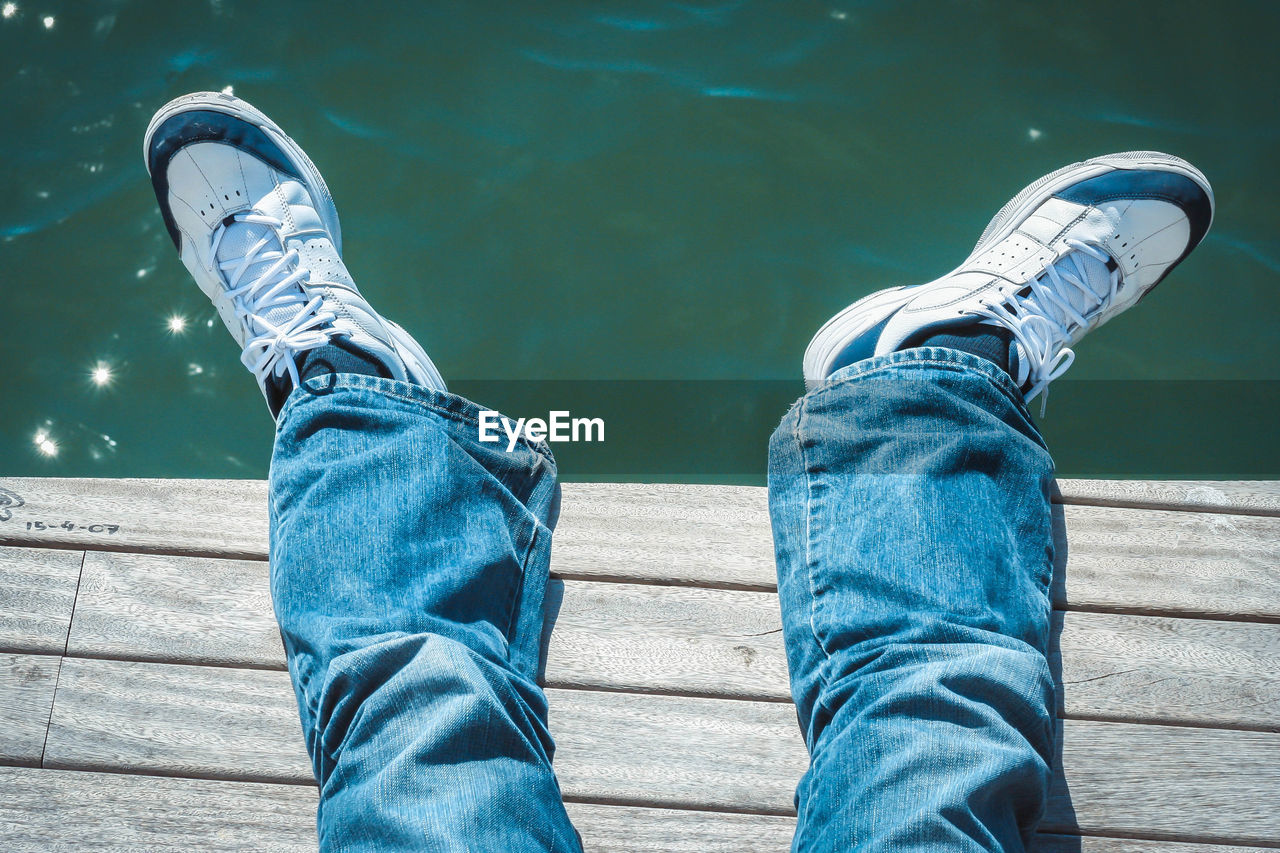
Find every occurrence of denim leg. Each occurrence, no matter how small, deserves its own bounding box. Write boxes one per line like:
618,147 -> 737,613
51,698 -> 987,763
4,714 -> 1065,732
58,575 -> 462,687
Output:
769,347 -> 1057,852
269,373 -> 583,852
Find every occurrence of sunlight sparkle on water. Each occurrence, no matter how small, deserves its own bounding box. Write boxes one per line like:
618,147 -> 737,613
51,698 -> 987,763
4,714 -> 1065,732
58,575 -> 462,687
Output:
90,362 -> 113,387
167,314 -> 188,334
33,431 -> 58,457
41,14 -> 53,28
2,4 -> 17,20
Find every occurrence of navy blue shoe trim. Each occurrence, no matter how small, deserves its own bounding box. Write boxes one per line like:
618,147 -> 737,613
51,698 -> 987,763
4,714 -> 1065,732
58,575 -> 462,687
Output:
148,110 -> 303,249
1055,168 -> 1213,283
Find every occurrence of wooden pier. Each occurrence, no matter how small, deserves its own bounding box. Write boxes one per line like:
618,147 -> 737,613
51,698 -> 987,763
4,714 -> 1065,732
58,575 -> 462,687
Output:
1,477 -> 1278,850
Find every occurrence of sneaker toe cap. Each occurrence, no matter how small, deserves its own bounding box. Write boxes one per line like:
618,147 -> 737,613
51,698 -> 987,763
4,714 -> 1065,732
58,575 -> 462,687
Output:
148,109 -> 304,248
1055,167 -> 1214,257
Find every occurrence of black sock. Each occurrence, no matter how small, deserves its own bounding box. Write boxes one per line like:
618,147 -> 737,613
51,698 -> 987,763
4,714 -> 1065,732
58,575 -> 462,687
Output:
264,339 -> 392,417
914,324 -> 1020,383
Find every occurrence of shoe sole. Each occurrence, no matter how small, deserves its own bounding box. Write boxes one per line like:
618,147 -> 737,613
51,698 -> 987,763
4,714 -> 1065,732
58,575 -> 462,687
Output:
802,151 -> 1214,385
142,91 -> 343,254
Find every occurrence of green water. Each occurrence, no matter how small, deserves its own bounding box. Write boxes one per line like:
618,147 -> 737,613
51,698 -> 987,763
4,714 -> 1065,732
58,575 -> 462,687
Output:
2,0 -> 1278,483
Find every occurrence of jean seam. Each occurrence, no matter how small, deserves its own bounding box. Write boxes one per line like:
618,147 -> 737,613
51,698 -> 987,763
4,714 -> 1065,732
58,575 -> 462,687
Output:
504,521 -> 540,665
792,394 -> 821,848
795,396 -> 836,742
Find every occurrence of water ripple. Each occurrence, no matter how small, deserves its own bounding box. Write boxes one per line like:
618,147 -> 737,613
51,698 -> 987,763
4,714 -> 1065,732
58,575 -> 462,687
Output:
594,14 -> 671,32
1209,233 -> 1280,274
521,49 -> 799,103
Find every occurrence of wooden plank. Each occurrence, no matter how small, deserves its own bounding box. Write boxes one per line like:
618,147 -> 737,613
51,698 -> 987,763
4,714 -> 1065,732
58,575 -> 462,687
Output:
558,499 -> 1280,619
4,479 -> 1278,618
1052,505 -> 1280,621
551,686 -> 802,813
42,505 -> 1280,639
545,579 -> 789,700
1043,723 -> 1280,846
1035,837 -> 1271,853
568,802 -> 795,851
64,552 -> 1280,730
0,653 -> 60,766
43,657 -> 803,810
3,477 -> 1278,565
554,483 -> 776,589
1055,479 -> 1280,517
0,477 -> 268,559
1054,611 -> 1280,732
0,766 -> 804,852
69,552 -> 283,668
45,657 -> 310,785
0,545 -> 82,654
0,766 -> 315,851
0,770 -> 1264,853
41,658 -> 1280,844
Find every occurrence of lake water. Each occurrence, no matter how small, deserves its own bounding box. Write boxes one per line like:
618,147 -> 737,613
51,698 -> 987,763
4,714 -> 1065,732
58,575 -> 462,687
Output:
2,0 -> 1277,482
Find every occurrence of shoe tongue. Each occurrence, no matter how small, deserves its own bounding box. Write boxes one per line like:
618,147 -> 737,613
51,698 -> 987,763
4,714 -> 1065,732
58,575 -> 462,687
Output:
1041,249 -> 1113,319
216,219 -> 309,342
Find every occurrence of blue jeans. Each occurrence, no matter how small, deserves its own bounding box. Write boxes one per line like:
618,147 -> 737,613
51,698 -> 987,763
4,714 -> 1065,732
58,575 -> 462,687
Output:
269,348 -> 1056,851
769,349 -> 1056,851
270,374 -> 582,851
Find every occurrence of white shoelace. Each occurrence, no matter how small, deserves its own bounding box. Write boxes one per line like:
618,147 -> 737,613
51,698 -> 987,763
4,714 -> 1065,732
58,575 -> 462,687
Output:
974,238 -> 1120,414
208,213 -> 336,387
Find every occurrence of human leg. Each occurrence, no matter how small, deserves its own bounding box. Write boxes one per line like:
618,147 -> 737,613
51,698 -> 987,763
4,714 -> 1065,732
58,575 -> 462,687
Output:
774,154 -> 1213,850
145,91 -> 581,851
771,348 -> 1057,851
270,374 -> 579,851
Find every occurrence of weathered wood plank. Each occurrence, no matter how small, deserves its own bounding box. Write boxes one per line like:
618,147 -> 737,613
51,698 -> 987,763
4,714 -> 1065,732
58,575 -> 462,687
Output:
551,687 -> 802,813
0,653 -> 60,766
4,480 -> 1279,622
0,766 -> 315,851
41,658 -> 1280,844
64,553 -> 1280,730
0,767 -> 1268,852
1055,479 -> 1280,517
553,483 -> 775,589
69,552 -> 282,668
544,579 -> 788,700
1043,723 -> 1280,846
45,657 -> 308,784
5,476 -> 1276,563
568,802 -> 796,851
0,766 -> 805,852
0,545 -> 82,654
0,477 -> 269,559
1051,505 -> 1280,621
1034,836 -> 1271,853
556,499 -> 1280,621
1053,611 -> 1280,732
43,657 -> 803,809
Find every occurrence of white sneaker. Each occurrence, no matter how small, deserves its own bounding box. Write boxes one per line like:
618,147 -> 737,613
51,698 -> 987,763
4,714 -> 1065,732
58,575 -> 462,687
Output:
144,91 -> 445,416
802,151 -> 1214,407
